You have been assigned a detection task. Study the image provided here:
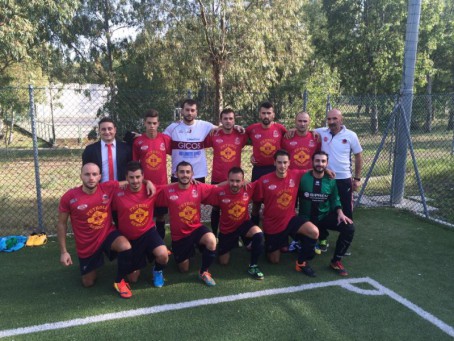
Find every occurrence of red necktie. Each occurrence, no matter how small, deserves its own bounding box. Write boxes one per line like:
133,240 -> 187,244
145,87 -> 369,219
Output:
106,143 -> 114,181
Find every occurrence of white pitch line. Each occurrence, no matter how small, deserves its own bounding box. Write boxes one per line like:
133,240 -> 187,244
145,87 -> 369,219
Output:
1,277 -> 452,338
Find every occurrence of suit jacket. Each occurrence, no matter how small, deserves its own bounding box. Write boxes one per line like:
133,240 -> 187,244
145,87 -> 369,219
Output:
82,139 -> 132,181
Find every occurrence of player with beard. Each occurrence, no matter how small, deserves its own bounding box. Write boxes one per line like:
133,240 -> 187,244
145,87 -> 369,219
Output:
246,102 -> 287,226
112,161 -> 169,287
298,151 -> 355,276
57,163 -> 134,298
253,150 -> 322,277
156,161 -> 218,286
204,109 -> 248,237
207,167 -> 265,280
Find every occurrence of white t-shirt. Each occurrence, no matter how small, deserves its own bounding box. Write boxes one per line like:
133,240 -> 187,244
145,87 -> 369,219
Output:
316,126 -> 362,179
164,120 -> 215,178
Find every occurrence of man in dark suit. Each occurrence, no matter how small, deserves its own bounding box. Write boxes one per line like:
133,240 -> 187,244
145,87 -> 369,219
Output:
82,117 -> 132,182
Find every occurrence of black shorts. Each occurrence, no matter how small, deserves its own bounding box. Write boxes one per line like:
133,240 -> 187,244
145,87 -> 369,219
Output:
252,165 -> 276,182
154,206 -> 168,216
130,227 -> 165,271
78,230 -> 122,275
218,220 -> 255,256
171,225 -> 211,264
264,216 -> 308,253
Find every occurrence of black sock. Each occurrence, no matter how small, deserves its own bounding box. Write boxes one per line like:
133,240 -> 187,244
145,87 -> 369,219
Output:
251,214 -> 260,226
250,232 -> 264,266
200,249 -> 216,273
210,207 -> 220,237
156,221 -> 166,240
116,249 -> 133,282
154,262 -> 166,272
297,236 -> 317,264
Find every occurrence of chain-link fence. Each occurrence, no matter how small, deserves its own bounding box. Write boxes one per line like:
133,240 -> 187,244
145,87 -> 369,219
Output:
1,85 -> 453,235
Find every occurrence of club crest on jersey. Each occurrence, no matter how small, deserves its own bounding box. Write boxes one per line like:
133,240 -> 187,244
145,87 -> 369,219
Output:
273,130 -> 279,138
102,194 -> 109,204
160,143 -> 166,151
315,180 -> 320,186
170,195 -> 179,201
235,137 -> 241,145
289,179 -> 295,187
268,184 -> 277,190
77,204 -> 88,210
309,140 -> 315,147
304,192 -> 310,198
192,189 -> 198,198
342,139 -> 348,144
324,136 -> 329,142
254,134 -> 262,139
141,145 -> 149,150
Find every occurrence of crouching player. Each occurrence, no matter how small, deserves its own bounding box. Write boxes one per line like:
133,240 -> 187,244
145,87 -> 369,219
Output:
112,161 -> 169,287
208,167 -> 265,280
57,163 -> 134,298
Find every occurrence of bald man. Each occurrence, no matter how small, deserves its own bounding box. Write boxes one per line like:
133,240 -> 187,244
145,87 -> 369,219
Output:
315,109 -> 362,252
281,112 -> 320,173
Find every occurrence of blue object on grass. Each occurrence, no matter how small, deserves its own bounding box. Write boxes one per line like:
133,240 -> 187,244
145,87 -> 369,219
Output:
0,236 -> 28,252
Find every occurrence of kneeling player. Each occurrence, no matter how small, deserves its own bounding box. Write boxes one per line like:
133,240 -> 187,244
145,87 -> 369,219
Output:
208,167 -> 265,279
112,161 -> 169,287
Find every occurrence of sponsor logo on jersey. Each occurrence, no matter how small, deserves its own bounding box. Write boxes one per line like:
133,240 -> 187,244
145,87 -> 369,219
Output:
222,198 -> 231,204
141,145 -> 149,150
215,138 -> 223,144
268,184 -> 277,190
290,141 -> 298,146
170,195 -> 179,200
77,204 -> 88,210
116,191 -> 125,197
254,134 -> 262,140
172,141 -> 203,150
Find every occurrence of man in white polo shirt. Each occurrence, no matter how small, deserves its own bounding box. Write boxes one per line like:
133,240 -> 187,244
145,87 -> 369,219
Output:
164,99 -> 215,183
315,108 -> 362,252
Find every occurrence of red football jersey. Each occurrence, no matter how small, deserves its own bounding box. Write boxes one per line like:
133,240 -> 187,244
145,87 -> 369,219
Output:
281,132 -> 320,171
157,183 -> 215,241
59,181 -> 118,258
132,133 -> 171,184
112,185 -> 163,240
253,169 -> 306,234
246,123 -> 287,166
207,182 -> 257,234
204,130 -> 248,183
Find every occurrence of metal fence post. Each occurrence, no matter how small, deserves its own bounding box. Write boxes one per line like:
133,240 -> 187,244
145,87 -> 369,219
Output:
302,89 -> 308,112
29,85 -> 45,232
325,94 -> 332,116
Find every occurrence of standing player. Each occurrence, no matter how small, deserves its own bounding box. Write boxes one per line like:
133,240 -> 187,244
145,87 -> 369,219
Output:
253,150 -> 320,277
132,109 -> 171,240
298,151 -> 355,276
281,112 -> 320,172
57,163 -> 134,298
207,167 -> 265,280
164,99 -> 216,183
316,108 -> 362,252
157,161 -> 218,286
246,102 -> 287,225
204,108 -> 248,237
112,161 -> 169,287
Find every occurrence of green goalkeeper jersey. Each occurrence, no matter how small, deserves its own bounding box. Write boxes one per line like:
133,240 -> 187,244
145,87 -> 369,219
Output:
298,171 -> 342,223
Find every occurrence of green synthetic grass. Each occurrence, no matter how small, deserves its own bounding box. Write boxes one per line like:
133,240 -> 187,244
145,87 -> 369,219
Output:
1,208 -> 453,340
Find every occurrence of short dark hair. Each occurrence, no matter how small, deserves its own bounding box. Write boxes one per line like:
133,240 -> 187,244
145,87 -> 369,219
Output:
126,161 -> 143,175
98,117 -> 116,128
220,108 -> 235,119
274,149 -> 290,160
259,101 -> 274,111
312,150 -> 329,162
144,109 -> 159,120
228,166 -> 244,178
181,99 -> 198,109
176,161 -> 193,172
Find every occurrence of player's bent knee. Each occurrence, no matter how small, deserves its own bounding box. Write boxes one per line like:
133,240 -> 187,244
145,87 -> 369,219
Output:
112,236 -> 131,252
178,260 -> 190,273
201,232 -> 216,251
218,253 -> 230,265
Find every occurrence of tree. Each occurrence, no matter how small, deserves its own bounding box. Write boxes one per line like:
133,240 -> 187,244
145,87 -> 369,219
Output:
128,0 -> 313,122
